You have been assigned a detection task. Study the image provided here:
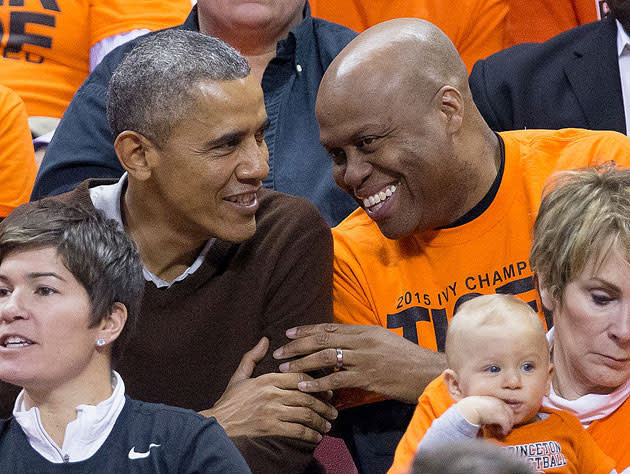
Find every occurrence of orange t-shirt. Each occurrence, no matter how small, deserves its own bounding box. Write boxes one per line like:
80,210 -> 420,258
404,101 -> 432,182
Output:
309,0 -> 508,72
0,0 -> 191,119
389,375 -> 629,473
0,85 -> 37,218
505,0 -> 600,47
332,129 -> 630,409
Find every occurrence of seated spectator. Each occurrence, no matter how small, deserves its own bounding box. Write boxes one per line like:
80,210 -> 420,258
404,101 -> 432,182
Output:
33,0 -> 358,226
272,18 -> 630,473
410,294 -> 615,474
309,0 -> 508,72
0,0 -> 191,134
1,29 -> 337,473
0,200 -> 250,473
0,85 -> 36,219
390,165 -> 630,472
470,0 -> 627,134
411,439 -> 534,474
505,0 -> 600,46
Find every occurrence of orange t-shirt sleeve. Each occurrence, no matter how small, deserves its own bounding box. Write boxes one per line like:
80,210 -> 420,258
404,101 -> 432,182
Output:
89,0 -> 191,47
388,374 -> 456,474
0,86 -> 37,218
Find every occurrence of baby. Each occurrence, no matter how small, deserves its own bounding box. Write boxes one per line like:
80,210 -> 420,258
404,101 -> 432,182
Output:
415,294 -> 616,473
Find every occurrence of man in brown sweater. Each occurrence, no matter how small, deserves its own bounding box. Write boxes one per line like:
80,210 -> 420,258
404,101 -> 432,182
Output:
0,29 -> 336,473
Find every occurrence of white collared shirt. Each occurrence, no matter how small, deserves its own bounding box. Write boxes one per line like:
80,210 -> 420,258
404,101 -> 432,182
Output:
616,19 -> 630,135
13,371 -> 126,463
88,173 -> 214,288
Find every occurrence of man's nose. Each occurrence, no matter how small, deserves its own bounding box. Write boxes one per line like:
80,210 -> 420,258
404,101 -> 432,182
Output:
342,151 -> 372,192
237,138 -> 269,181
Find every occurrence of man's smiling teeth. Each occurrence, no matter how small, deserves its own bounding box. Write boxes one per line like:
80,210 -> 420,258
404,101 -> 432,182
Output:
226,193 -> 256,205
362,185 -> 397,209
2,336 -> 33,348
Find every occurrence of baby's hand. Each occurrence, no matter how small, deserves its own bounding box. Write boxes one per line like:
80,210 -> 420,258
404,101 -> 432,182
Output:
456,395 -> 515,437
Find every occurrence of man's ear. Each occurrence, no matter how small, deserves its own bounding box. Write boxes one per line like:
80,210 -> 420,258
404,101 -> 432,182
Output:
438,86 -> 464,134
96,302 -> 128,347
443,368 -> 465,401
114,131 -> 156,181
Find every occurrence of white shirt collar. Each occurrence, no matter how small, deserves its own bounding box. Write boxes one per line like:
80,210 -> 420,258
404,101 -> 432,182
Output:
88,173 -> 214,288
617,19 -> 630,57
543,327 -> 630,427
13,371 -> 126,463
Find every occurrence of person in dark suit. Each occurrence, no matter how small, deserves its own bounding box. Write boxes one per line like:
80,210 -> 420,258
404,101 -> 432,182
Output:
469,2 -> 627,134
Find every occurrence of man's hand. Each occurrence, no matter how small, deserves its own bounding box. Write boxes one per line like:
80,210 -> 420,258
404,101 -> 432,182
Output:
272,323 -> 447,403
456,396 -> 515,437
201,337 -> 338,443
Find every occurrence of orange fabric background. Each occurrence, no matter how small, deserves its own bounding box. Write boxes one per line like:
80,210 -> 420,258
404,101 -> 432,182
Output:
505,0 -> 599,47
309,0 -> 508,72
0,0 -> 191,118
0,85 -> 37,217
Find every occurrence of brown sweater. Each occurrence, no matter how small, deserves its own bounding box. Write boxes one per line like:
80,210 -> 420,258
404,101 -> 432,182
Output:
0,180 -> 334,473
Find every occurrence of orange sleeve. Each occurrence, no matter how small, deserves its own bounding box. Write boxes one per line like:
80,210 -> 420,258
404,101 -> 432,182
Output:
388,375 -> 456,474
505,0 -> 598,47
89,0 -> 191,47
0,86 -> 37,218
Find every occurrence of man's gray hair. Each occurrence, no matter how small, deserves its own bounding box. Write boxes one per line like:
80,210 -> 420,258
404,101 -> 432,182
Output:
107,29 -> 251,147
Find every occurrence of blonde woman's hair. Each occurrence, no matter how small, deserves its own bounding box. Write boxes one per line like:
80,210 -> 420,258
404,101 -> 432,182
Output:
530,163 -> 630,302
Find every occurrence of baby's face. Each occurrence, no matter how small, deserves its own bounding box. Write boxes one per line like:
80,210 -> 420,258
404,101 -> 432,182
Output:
453,323 -> 552,425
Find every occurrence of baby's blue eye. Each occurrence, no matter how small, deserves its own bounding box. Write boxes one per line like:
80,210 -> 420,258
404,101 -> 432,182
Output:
522,363 -> 534,372
487,365 -> 500,373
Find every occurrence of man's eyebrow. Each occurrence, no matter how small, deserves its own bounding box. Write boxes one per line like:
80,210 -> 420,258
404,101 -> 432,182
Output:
203,118 -> 271,149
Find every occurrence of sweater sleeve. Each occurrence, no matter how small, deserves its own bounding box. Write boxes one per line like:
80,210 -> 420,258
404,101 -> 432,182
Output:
238,194 -> 333,474
416,405 -> 480,451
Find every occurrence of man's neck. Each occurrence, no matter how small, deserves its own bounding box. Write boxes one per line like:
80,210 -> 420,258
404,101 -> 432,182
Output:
197,6 -> 304,83
122,187 -> 208,283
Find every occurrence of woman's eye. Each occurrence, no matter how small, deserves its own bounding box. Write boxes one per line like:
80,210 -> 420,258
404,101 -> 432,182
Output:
0,288 -> 10,297
35,287 -> 56,296
591,292 -> 613,305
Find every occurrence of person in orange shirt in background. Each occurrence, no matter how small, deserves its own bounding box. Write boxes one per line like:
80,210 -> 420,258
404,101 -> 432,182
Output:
505,0 -> 600,46
0,85 -> 36,219
0,0 -> 191,138
309,0 -> 507,72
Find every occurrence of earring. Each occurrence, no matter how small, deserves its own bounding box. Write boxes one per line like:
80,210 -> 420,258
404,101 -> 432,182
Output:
96,338 -> 106,347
